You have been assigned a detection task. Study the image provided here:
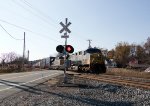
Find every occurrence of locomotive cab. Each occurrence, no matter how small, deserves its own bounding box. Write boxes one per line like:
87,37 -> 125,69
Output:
86,48 -> 106,73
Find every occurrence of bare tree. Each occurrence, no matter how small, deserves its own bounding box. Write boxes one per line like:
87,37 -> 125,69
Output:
144,37 -> 150,54
0,52 -> 18,63
144,37 -> 150,64
0,53 -> 7,67
6,52 -> 18,63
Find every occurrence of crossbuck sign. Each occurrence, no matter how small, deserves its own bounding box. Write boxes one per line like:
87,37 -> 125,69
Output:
59,18 -> 71,34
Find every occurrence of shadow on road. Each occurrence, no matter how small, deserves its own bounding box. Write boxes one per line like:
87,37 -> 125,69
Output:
0,79 -> 134,106
0,79 -> 43,94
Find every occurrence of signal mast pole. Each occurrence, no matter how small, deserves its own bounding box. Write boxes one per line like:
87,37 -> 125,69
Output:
64,29 -> 67,83
59,18 -> 71,83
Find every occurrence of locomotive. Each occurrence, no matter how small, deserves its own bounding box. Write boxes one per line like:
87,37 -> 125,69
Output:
69,48 -> 106,73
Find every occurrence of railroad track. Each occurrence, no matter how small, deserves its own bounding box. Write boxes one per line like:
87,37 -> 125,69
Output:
73,73 -> 150,89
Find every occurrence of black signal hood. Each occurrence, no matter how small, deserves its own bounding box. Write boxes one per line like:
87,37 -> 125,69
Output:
86,48 -> 101,53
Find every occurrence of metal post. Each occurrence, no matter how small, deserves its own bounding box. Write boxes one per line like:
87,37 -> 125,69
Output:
49,57 -> 51,68
63,37 -> 67,83
27,50 -> 29,61
64,18 -> 68,83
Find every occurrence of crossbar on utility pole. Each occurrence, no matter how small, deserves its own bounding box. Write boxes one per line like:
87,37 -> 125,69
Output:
87,39 -> 92,48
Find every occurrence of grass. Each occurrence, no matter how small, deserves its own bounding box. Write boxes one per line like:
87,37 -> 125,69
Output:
106,68 -> 150,79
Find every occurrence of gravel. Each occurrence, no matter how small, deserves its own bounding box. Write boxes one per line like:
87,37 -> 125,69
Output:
0,74 -> 149,106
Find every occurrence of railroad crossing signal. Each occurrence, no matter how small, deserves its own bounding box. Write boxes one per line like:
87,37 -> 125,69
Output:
59,18 -> 71,33
56,45 -> 64,53
65,45 -> 74,53
56,45 -> 74,54
59,18 -> 72,83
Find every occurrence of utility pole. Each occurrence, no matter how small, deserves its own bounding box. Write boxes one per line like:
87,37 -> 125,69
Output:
87,39 -> 92,48
22,32 -> 26,71
27,50 -> 29,66
27,50 -> 29,61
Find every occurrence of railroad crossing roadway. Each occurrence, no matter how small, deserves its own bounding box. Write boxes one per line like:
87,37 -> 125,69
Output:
0,70 -> 63,99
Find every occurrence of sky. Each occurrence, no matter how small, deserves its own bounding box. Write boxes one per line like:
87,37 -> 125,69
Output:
0,0 -> 150,61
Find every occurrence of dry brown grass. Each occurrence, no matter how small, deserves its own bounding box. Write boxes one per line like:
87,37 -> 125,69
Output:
106,68 -> 150,79
0,68 -> 34,74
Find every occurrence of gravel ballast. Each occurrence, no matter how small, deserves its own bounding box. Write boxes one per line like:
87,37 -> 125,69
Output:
0,74 -> 149,106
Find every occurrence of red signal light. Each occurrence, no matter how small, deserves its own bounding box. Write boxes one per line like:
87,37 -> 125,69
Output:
65,45 -> 74,53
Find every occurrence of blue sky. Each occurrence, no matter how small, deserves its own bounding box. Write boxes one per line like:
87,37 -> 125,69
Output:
0,0 -> 150,60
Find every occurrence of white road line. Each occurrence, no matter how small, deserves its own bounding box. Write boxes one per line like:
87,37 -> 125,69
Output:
0,72 -> 21,77
0,70 -> 45,77
0,73 -> 61,92
0,71 -> 34,77
0,83 -> 4,85
2,71 -> 49,80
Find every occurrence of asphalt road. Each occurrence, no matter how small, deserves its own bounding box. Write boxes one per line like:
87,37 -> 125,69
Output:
0,70 -> 63,99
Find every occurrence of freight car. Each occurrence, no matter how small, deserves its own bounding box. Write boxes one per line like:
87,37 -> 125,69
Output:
50,57 -> 65,70
32,58 -> 50,69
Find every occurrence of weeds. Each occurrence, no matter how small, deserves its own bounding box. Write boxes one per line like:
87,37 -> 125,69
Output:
106,68 -> 150,79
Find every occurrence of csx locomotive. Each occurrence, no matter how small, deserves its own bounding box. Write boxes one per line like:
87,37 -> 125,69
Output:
69,48 -> 106,73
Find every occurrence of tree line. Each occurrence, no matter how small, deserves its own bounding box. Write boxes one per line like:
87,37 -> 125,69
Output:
0,37 -> 150,71
108,37 -> 150,67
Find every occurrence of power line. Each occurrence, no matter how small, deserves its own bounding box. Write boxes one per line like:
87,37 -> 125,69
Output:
0,19 -> 33,33
11,0 -> 63,43
20,0 -> 88,43
11,0 -> 93,51
0,20 -> 84,54
14,0 -> 102,50
0,24 -> 23,40
14,0 -> 90,50
21,0 -> 58,25
0,19 -> 63,43
12,0 -> 57,29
